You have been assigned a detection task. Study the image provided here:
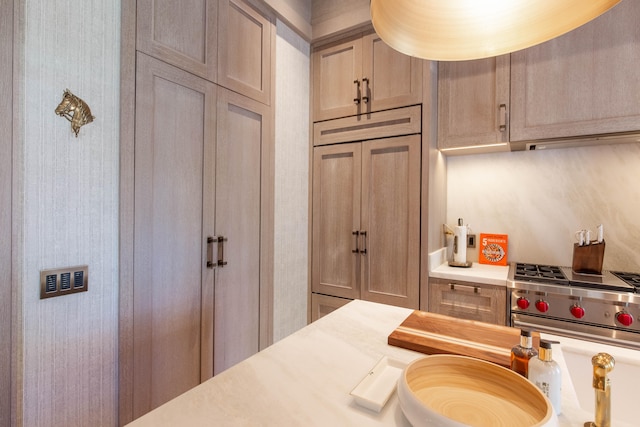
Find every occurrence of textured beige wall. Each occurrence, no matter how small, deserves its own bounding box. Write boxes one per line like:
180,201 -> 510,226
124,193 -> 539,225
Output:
264,0 -> 312,39
446,143 -> 640,270
2,0 -> 14,424
273,19 -> 310,342
16,0 -> 120,425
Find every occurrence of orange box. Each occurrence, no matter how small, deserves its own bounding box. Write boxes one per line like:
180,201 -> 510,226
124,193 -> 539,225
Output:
479,233 -> 509,266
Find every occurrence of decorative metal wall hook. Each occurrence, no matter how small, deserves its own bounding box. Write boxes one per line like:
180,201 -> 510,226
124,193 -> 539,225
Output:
55,89 -> 95,137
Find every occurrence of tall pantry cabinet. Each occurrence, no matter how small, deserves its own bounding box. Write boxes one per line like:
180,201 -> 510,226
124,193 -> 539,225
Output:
312,135 -> 421,307
310,29 -> 425,320
121,0 -> 275,422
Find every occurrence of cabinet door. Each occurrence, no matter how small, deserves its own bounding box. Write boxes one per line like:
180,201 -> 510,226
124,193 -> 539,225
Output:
360,135 -> 421,309
511,1 -> 640,141
428,279 -> 507,325
137,0 -> 218,82
310,293 -> 352,322
362,32 -> 422,114
438,55 -> 510,149
312,37 -> 363,122
133,53 -> 216,416
312,143 -> 362,300
214,88 -> 271,374
218,0 -> 273,105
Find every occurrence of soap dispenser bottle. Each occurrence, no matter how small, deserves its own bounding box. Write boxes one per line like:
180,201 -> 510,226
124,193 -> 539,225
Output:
510,329 -> 538,377
528,339 -> 562,415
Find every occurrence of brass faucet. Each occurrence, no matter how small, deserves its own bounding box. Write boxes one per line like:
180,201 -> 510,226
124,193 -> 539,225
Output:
584,353 -> 615,427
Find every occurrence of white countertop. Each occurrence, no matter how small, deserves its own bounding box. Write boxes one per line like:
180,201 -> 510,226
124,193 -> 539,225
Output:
428,247 -> 510,286
126,300 -> 635,427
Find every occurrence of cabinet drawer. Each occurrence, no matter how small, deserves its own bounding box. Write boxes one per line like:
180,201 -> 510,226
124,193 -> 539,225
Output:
428,278 -> 507,325
313,105 -> 421,146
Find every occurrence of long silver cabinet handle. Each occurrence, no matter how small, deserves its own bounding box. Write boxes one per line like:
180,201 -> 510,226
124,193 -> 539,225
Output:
353,79 -> 361,105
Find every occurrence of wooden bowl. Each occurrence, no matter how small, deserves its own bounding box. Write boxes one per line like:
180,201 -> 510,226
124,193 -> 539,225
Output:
397,355 -> 557,427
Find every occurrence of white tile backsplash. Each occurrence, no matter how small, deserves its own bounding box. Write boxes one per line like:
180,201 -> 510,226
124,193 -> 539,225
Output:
446,142 -> 640,270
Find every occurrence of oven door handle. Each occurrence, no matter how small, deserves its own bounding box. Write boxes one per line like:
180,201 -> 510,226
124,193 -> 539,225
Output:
511,319 -> 573,337
512,316 -> 640,350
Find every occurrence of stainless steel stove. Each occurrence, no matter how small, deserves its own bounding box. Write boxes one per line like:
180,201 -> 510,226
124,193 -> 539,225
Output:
508,262 -> 640,350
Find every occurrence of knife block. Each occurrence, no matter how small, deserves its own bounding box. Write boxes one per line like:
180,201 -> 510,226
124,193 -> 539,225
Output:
572,240 -> 605,275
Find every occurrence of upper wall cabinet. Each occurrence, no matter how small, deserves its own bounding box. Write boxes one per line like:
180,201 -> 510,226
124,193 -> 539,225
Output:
437,55 -> 510,152
218,0 -> 274,105
137,0 -> 218,82
510,0 -> 640,142
312,31 -> 422,122
437,1 -> 640,154
137,0 -> 273,105
362,33 -> 423,116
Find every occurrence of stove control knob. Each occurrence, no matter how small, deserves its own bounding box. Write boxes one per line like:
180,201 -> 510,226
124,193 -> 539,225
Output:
570,304 -> 585,319
617,311 -> 634,327
535,300 -> 549,313
516,297 -> 530,310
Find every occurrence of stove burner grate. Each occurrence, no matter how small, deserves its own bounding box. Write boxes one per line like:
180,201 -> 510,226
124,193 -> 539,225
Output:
515,263 -> 567,281
611,271 -> 640,290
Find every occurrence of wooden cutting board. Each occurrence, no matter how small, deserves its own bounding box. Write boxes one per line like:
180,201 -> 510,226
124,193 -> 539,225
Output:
388,310 -> 540,367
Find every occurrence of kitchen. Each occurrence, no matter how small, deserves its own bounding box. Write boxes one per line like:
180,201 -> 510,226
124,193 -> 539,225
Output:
2,0 -> 640,426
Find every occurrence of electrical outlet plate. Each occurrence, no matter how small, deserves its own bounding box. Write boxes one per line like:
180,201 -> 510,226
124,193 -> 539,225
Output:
467,234 -> 476,248
40,265 -> 88,299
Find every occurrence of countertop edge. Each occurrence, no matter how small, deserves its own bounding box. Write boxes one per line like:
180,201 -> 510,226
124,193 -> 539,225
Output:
428,248 -> 510,286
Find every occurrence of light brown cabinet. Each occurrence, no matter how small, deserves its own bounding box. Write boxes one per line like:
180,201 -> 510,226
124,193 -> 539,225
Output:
137,0 -> 219,82
130,52 -> 272,419
213,88 -> 272,375
311,134 -> 421,311
137,0 -> 273,104
428,278 -> 507,326
218,0 -> 274,105
312,31 -> 422,122
437,55 -> 510,151
438,1 -> 640,153
510,0 -> 640,142
133,54 -> 216,416
126,2 -> 276,421
311,293 -> 351,321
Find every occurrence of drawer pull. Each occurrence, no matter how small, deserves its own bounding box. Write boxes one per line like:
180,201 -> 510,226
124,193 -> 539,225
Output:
450,283 -> 480,294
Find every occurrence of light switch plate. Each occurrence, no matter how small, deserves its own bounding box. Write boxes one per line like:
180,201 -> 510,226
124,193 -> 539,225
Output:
40,265 -> 88,299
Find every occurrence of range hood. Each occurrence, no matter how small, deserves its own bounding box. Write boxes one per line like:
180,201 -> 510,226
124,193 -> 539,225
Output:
510,132 -> 640,151
439,132 -> 640,156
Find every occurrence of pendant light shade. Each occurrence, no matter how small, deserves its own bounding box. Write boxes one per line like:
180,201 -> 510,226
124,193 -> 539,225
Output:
370,0 -> 621,61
